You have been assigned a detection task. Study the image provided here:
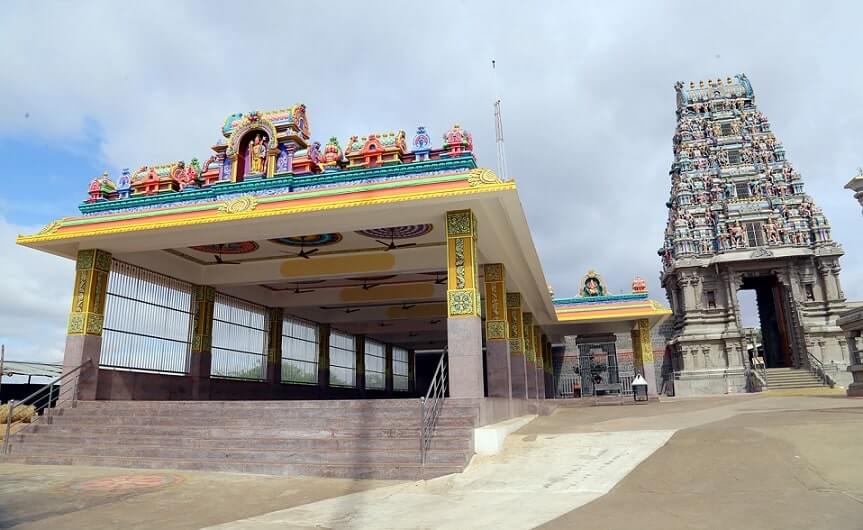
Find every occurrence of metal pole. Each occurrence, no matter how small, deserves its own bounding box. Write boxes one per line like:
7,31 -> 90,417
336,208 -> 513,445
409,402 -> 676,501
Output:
47,384 -> 54,424
0,344 -> 5,396
3,399 -> 14,455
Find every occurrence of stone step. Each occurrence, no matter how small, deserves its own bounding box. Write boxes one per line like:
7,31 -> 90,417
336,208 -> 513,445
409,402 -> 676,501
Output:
8,442 -> 469,466
24,422 -> 473,439
765,382 -> 825,389
45,414 -> 477,428
0,454 -> 464,480
71,399 -> 480,411
55,406 -> 477,420
11,432 -> 471,451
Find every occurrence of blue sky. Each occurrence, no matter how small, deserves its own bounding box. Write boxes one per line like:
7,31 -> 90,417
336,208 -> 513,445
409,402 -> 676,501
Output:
1,1 -> 862,363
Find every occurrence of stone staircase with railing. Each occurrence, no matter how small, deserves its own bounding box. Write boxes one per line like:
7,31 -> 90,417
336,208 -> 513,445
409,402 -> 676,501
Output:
764,367 -> 826,390
3,399 -> 479,480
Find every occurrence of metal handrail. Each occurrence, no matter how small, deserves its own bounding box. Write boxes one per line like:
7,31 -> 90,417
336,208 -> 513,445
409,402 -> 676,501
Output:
805,351 -> 835,388
3,359 -> 92,454
420,350 -> 448,465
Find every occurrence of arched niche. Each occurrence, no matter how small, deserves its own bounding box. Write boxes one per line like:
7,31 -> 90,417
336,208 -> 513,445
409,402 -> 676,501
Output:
226,115 -> 278,182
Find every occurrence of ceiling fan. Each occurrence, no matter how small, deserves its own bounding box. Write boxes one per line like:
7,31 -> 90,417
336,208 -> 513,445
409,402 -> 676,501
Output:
283,241 -> 319,259
320,306 -> 361,314
212,244 -> 241,265
375,228 -> 417,251
401,304 -> 416,310
291,282 -> 316,294
361,280 -> 381,290
430,319 -> 442,324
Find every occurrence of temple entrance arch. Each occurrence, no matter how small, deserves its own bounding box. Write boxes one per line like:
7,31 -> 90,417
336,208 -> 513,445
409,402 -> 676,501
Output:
737,274 -> 796,368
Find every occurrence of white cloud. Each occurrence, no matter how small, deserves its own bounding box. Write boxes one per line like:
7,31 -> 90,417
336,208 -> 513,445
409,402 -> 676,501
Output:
0,0 -> 861,307
0,217 -> 72,363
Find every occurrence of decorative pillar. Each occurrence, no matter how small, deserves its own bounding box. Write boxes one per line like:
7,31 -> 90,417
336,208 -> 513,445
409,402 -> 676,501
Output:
483,263 -> 511,398
507,293 -> 528,399
631,318 -> 658,397
266,308 -> 283,388
64,249 -> 112,400
534,326 -> 544,399
544,341 -> 555,398
446,209 -> 484,398
523,313 -> 537,399
190,285 -> 216,400
318,324 -> 330,395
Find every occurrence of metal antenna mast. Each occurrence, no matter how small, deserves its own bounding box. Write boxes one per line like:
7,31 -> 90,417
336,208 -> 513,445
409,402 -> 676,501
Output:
492,60 -> 510,181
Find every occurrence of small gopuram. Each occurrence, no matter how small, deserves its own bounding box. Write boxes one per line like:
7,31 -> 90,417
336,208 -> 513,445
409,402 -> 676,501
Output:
660,75 -> 851,396
551,272 -> 671,399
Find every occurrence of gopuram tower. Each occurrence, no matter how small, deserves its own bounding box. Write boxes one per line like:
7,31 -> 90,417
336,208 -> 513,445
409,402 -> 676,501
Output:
659,74 -> 850,396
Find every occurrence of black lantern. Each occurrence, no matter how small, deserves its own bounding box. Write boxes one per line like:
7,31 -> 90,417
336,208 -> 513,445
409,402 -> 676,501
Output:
632,374 -> 649,403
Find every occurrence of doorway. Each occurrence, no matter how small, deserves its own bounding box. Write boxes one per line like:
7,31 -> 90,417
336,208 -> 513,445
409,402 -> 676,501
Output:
737,275 -> 795,368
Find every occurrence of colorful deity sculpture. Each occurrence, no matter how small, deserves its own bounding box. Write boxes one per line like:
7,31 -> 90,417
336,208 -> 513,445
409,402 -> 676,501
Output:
413,126 -> 432,161
631,277 -> 647,293
443,124 -> 473,157
87,171 -> 116,202
247,134 -> 268,176
116,168 -> 132,199
580,270 -> 606,297
320,137 -> 343,170
172,160 -> 200,191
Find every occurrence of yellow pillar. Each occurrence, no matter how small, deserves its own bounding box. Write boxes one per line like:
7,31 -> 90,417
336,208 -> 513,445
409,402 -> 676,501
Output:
446,209 -> 483,397
483,263 -> 511,397
64,249 -> 112,400
67,249 -> 112,336
190,285 -> 216,399
507,293 -> 528,398
446,209 -> 480,318
522,313 -> 537,398
631,318 -> 658,397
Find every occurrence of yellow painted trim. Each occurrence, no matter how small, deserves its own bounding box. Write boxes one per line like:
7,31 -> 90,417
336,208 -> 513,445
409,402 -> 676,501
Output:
280,252 -> 395,278
385,303 -> 447,319
17,180 -> 515,245
340,282 -> 435,302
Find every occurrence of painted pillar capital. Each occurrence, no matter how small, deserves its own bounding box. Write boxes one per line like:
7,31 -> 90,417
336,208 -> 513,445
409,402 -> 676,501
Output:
506,293 -> 524,355
483,263 -> 508,340
522,313 -> 535,364
67,249 -> 112,336
191,286 -> 216,353
446,209 -> 480,318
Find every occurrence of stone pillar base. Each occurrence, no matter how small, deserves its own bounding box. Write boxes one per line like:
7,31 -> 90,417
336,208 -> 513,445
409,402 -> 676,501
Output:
189,351 -> 212,400
847,365 -> 863,397
62,334 -> 102,401
525,362 -> 537,398
485,340 -> 511,398
535,367 -> 545,399
510,354 -> 527,399
448,316 -> 484,398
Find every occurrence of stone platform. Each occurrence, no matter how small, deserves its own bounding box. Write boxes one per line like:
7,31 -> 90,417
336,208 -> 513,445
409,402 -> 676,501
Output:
3,399 -> 480,480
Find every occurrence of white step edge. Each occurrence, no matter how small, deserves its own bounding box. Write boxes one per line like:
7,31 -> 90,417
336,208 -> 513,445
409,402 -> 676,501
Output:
473,415 -> 537,455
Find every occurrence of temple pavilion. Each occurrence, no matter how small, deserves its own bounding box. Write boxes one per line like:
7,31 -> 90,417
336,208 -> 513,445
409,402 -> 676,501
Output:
17,105 -> 671,408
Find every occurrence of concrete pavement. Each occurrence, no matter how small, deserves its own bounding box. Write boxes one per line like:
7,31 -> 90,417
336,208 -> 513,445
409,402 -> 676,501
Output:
0,394 -> 860,529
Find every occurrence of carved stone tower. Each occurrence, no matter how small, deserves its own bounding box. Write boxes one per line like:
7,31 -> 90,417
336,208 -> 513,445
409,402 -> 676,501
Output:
659,74 -> 850,396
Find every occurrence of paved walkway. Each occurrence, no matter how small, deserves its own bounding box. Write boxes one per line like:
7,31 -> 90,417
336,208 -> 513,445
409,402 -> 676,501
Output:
0,394 -> 861,529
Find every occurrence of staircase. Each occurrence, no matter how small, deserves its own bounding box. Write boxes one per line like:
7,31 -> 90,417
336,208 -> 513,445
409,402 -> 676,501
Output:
3,399 -> 479,480
764,368 -> 826,390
